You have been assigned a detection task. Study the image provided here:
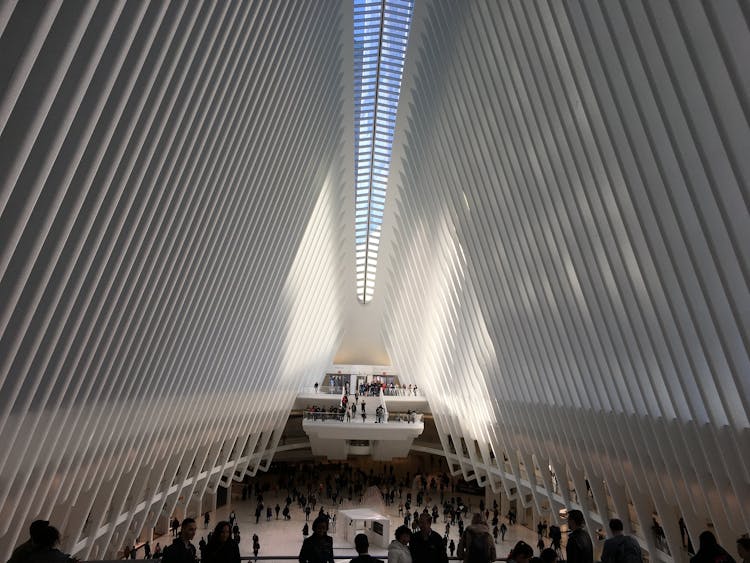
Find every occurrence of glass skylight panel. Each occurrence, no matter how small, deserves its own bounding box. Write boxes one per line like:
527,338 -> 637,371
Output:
354,0 -> 413,304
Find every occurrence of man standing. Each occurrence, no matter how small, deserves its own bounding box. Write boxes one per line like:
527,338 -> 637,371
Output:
349,533 -> 383,563
410,514 -> 448,563
601,518 -> 643,563
566,510 -> 593,563
163,517 -> 198,563
7,520 -> 50,563
299,516 -> 335,563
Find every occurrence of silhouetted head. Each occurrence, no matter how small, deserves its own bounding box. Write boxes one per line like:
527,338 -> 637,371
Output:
212,521 -> 231,543
699,531 -> 718,550
312,516 -> 329,537
355,533 -> 369,554
181,518 -> 197,542
395,525 -> 411,545
29,520 -> 50,544
511,540 -> 534,563
567,510 -> 585,530
471,512 -> 487,525
36,525 -> 61,548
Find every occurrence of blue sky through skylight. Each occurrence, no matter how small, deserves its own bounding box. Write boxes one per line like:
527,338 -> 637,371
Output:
354,0 -> 414,304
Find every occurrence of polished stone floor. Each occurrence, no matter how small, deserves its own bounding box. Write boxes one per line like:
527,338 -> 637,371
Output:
144,467 -> 547,560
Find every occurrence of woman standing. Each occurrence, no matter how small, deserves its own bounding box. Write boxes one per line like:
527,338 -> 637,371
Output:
204,521 -> 240,563
388,525 -> 413,563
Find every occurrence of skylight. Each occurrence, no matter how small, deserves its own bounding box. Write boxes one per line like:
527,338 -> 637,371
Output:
354,0 -> 414,304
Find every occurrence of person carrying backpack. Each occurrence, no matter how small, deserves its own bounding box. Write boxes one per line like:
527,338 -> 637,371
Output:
601,519 -> 643,563
457,513 -> 496,563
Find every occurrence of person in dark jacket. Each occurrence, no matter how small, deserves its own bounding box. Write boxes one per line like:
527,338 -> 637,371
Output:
14,525 -> 76,563
299,516 -> 335,563
350,533 -> 383,563
566,510 -> 593,563
163,517 -> 198,563
204,521 -> 240,563
690,532 -> 736,563
7,520 -> 51,563
410,514 -> 448,563
601,518 -> 642,563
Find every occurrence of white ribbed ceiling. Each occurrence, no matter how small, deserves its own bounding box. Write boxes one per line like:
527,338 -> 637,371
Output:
1,1 -> 748,561
0,1 -> 351,559
380,0 -> 750,558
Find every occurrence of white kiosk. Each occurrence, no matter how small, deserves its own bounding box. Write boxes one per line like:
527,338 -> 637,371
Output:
338,508 -> 391,549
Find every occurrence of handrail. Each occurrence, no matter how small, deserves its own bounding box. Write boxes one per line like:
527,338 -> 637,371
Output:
301,411 -> 423,423
80,558 -> 511,562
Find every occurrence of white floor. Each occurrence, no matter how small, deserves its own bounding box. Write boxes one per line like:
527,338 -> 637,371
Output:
146,472 -> 545,560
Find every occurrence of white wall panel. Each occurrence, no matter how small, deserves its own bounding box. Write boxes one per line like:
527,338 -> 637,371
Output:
0,1 -> 349,559
1,0 -> 748,561
381,0 -> 749,559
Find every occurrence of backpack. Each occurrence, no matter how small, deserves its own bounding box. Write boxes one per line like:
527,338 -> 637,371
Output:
615,536 -> 643,563
466,530 -> 493,563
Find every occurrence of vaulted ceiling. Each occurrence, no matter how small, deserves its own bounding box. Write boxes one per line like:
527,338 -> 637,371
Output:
0,1 -> 748,560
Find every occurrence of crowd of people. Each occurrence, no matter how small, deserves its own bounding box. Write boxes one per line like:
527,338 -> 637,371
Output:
304,400 -> 419,425
313,380 -> 421,397
11,460 -> 748,563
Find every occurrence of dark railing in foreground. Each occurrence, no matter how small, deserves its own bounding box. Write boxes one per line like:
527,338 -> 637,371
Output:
82,558 -> 511,562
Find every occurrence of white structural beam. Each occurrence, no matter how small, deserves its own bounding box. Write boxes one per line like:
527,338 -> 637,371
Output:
0,0 -> 748,561
0,1 -> 350,559
380,1 -> 749,561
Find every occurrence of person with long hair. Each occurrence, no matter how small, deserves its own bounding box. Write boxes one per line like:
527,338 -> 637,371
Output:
204,521 -> 240,563
690,531 -> 736,563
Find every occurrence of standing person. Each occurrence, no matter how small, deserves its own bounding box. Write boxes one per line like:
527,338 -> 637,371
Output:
162,517 -> 198,563
549,525 -> 561,553
690,532 -> 736,563
508,541 -> 534,563
204,512 -> 210,528
410,514 -> 448,563
204,521 -> 240,563
198,538 -> 207,562
457,513 -> 496,563
275,504 -> 281,519
7,520 -> 50,563
15,525 -> 76,563
299,516 -> 334,563
253,536 -> 260,560
540,548 -> 558,563
566,510 -> 594,563
388,526 -> 413,563
737,538 -> 750,563
449,539 -> 456,557
500,522 -> 508,542
601,518 -> 643,563
144,541 -> 152,559
350,533 -> 383,563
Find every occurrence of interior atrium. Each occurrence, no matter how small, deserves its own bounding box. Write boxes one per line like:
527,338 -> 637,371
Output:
0,0 -> 748,561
